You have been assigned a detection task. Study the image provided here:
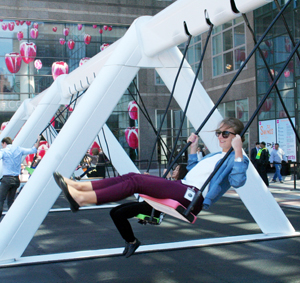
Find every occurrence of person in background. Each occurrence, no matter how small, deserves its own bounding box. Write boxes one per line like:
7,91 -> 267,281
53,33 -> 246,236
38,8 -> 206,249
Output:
0,136 -> 41,220
250,142 -> 260,169
256,141 -> 270,186
196,146 -> 206,162
76,148 -> 100,180
270,143 -> 287,183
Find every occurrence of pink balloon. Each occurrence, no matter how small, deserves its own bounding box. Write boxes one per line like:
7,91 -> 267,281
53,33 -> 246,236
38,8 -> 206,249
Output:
33,22 -> 38,29
17,31 -> 24,41
5,53 -> 22,74
2,23 -> 7,31
284,70 -> 290,78
8,22 -> 15,31
30,28 -> 39,39
68,39 -> 75,50
261,98 -> 273,112
103,25 -> 108,31
128,101 -> 138,120
52,61 -> 69,80
84,34 -> 91,45
34,59 -> 42,70
20,20 -> 25,25
78,24 -> 83,31
100,43 -> 110,51
99,28 -> 103,34
15,20 -> 20,26
1,122 -> 9,131
26,21 -> 31,26
63,27 -> 69,36
93,25 -> 97,29
79,57 -> 90,66
59,38 -> 66,45
52,27 -> 57,32
20,42 -> 37,64
125,127 -> 139,149
108,26 -> 112,31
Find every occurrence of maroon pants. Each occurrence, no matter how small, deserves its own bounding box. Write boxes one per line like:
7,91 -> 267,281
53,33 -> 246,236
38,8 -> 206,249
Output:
91,172 -> 203,215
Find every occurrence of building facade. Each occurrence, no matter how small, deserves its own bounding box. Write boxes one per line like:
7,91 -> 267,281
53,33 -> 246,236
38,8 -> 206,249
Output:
0,0 -> 298,169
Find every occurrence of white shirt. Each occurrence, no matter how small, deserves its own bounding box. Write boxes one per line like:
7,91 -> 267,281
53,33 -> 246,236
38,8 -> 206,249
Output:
181,152 -> 226,198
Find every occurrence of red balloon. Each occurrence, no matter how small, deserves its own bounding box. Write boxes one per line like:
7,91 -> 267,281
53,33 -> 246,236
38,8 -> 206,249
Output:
8,22 -> 15,31
128,101 -> 138,120
20,42 -> 37,64
68,39 -> 75,50
2,23 -> 7,31
125,127 -> 139,149
63,27 -> 69,36
17,31 -> 24,41
52,61 -> 69,80
30,28 -> 39,39
5,53 -> 22,74
84,34 -> 91,45
59,38 -> 66,45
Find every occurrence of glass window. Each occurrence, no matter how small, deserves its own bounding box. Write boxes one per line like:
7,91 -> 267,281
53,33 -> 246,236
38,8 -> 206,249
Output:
155,70 -> 165,85
156,109 -> 190,164
217,99 -> 249,122
213,55 -> 222,76
223,30 -> 233,51
234,24 -> 245,47
212,17 -> 246,76
212,34 -> 222,55
224,51 -> 233,73
179,34 -> 203,81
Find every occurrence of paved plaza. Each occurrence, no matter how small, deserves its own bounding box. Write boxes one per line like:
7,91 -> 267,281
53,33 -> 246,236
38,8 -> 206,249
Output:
0,173 -> 299,282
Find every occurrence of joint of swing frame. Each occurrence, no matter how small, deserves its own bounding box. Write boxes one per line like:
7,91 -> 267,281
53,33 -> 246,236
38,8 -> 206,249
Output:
204,9 -> 213,27
183,21 -> 191,37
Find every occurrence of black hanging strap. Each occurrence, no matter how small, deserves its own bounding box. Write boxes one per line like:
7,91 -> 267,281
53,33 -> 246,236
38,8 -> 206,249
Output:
146,21 -> 193,172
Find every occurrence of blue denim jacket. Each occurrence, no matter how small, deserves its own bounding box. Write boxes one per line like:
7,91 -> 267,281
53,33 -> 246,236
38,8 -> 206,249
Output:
186,152 -> 249,209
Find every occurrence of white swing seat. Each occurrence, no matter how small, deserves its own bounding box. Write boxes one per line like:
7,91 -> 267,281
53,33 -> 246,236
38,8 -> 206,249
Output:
139,194 -> 197,224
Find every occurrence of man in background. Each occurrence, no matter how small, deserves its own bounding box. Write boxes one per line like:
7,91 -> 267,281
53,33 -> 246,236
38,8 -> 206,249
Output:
256,141 -> 270,186
270,143 -> 287,183
0,136 -> 41,220
250,142 -> 260,169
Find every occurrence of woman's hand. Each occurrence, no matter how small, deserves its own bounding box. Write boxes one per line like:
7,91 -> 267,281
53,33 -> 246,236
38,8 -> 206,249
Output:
232,134 -> 243,159
187,133 -> 199,154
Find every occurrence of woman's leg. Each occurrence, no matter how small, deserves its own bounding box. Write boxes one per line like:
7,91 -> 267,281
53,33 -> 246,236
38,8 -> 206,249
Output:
93,173 -> 203,213
64,177 -> 93,191
59,172 -> 203,214
110,201 -> 152,243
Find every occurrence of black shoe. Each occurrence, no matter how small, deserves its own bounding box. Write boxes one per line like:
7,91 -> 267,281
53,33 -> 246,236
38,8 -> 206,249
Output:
280,180 -> 284,183
123,241 -> 129,255
125,239 -> 141,258
75,176 -> 81,181
53,172 -> 79,213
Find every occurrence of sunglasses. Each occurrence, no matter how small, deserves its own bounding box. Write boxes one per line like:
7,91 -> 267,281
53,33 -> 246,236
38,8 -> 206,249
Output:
215,130 -> 236,139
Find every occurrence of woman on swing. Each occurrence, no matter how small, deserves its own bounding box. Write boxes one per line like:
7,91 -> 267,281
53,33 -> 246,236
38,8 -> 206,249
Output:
53,117 -> 249,248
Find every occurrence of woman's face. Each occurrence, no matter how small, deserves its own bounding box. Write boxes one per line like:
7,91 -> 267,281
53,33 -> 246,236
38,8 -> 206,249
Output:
172,165 -> 180,180
217,123 -> 236,152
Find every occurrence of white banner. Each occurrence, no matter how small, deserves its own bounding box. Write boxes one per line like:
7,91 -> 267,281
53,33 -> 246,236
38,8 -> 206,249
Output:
276,118 -> 296,161
258,120 -> 276,153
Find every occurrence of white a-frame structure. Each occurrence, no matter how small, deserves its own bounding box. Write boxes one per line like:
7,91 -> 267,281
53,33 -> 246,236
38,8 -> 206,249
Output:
0,0 -> 297,265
